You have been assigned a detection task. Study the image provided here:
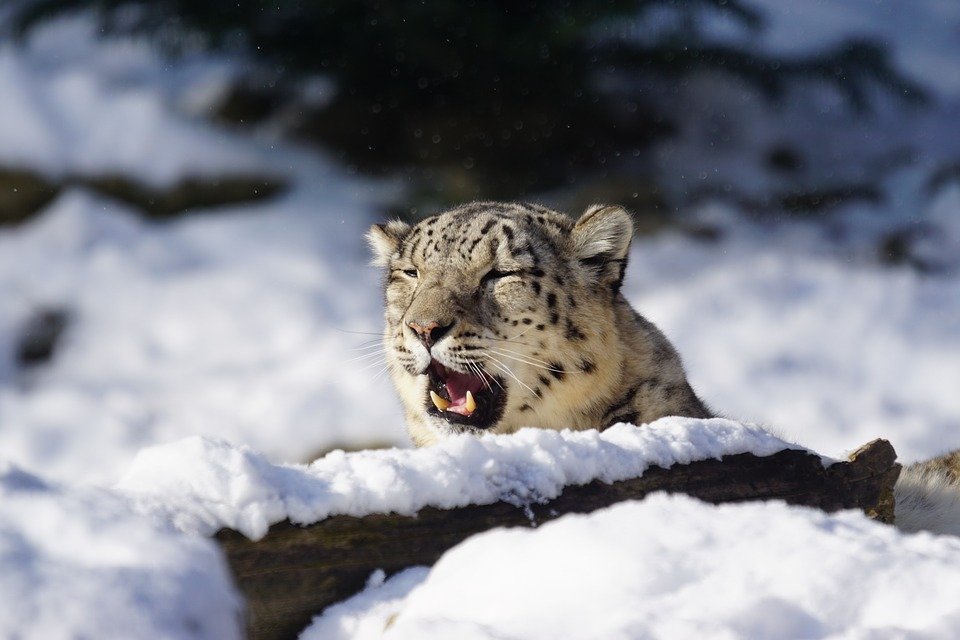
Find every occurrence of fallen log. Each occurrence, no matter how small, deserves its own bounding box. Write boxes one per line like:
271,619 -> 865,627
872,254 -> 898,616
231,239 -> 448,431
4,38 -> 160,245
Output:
216,438 -> 899,640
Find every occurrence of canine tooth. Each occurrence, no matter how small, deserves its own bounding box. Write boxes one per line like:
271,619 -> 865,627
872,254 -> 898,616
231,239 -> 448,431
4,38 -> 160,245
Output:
465,390 -> 477,414
430,391 -> 450,411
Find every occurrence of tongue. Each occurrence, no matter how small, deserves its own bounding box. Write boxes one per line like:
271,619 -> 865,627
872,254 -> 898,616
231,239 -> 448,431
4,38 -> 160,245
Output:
443,368 -> 485,415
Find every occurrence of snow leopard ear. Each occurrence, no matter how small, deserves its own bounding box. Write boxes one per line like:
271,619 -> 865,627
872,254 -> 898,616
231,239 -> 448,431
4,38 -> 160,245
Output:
367,220 -> 411,267
571,205 -> 633,290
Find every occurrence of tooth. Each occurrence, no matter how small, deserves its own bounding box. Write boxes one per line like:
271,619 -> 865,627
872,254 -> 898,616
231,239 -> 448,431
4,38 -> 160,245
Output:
465,390 -> 477,414
430,391 -> 450,411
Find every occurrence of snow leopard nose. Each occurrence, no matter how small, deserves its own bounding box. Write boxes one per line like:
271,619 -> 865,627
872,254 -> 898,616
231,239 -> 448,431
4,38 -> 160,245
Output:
408,320 -> 454,348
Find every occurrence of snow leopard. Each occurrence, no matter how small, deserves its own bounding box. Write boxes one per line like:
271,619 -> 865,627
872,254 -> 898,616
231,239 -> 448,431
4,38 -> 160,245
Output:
367,201 -> 711,446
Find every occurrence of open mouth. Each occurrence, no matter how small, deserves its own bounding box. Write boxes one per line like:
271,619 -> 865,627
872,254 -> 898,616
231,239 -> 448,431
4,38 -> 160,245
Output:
425,360 -> 505,429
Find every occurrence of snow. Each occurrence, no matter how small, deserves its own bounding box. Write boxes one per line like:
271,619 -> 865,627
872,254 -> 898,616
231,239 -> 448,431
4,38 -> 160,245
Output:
117,418 -> 798,540
626,202 -> 960,460
0,460 -> 243,639
302,568 -> 429,640
629,0 -> 960,97
0,184 -> 401,485
303,494 -> 960,640
734,0 -> 960,98
0,16 -> 272,185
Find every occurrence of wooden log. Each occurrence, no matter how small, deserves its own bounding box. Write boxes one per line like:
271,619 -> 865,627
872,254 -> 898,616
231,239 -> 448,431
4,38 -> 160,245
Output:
216,439 -> 900,640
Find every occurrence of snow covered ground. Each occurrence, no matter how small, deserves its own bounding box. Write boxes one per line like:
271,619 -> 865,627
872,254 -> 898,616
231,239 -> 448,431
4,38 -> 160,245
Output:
304,495 -> 960,640
0,2 -> 959,639
0,459 -> 243,639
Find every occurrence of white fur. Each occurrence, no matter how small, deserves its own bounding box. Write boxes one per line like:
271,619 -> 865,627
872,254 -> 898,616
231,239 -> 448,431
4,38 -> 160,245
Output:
895,465 -> 960,536
572,205 -> 633,263
366,220 -> 411,267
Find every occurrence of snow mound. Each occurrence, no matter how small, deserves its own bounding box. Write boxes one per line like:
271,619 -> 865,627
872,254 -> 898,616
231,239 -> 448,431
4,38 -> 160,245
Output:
0,461 -> 243,639
0,16 -> 271,185
117,417 -> 800,540
304,494 -> 960,640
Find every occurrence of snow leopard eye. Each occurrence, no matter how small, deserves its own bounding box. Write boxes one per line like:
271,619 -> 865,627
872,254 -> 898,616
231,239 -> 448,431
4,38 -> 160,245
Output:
403,269 -> 419,278
481,269 -> 520,285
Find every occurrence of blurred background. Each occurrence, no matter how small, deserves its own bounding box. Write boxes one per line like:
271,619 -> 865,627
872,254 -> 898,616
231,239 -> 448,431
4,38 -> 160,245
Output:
0,0 -> 957,485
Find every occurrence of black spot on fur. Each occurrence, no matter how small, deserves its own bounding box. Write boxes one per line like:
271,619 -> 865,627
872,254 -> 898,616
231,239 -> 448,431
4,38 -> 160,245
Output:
565,320 -> 586,341
532,281 -> 541,296
408,234 -> 424,256
550,311 -> 559,325
650,344 -> 674,366
519,403 -> 532,412
511,242 -> 530,259
547,293 -> 557,308
536,324 -> 545,331
530,268 -> 545,278
480,220 -> 496,234
549,363 -> 565,381
579,360 -> 595,373
538,374 -> 551,387
522,318 -> 533,325
603,411 -> 640,429
602,382 -> 646,420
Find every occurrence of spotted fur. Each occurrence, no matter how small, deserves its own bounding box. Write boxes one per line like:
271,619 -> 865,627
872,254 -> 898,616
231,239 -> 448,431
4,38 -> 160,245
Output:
369,201 -> 711,446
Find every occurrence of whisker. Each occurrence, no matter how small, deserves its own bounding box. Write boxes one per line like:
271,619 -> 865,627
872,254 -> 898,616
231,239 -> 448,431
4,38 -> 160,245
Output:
481,364 -> 505,391
488,347 -> 566,369
488,348 -> 572,373
467,360 -> 496,391
350,341 -> 385,351
343,349 -> 387,364
480,334 -> 535,347
356,357 -> 390,374
334,328 -> 384,337
485,355 -> 537,396
508,325 -> 536,341
488,361 -> 536,397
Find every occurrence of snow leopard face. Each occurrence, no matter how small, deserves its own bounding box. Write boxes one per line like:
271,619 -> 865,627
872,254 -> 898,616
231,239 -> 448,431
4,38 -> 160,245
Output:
368,201 -> 641,445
